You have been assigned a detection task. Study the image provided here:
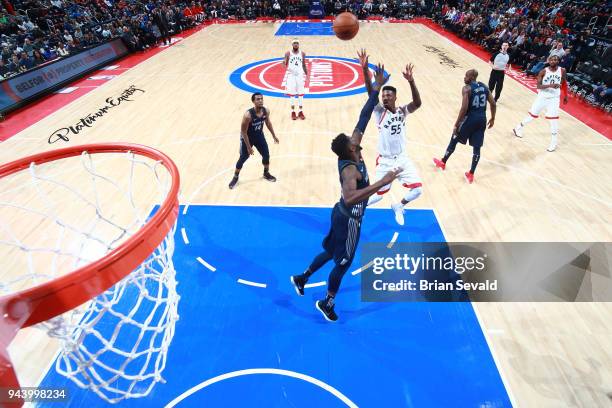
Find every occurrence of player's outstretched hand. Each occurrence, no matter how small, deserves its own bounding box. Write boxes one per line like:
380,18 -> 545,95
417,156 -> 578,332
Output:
248,145 -> 254,155
273,136 -> 280,144
382,167 -> 403,184
357,48 -> 369,69
487,118 -> 495,128
373,63 -> 389,88
402,63 -> 415,82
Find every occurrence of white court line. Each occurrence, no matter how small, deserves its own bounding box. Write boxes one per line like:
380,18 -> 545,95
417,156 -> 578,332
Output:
351,260 -> 373,276
387,232 -> 399,248
181,227 -> 189,244
432,204 -> 518,407
182,154 -> 335,215
196,257 -> 216,272
165,368 -> 358,408
237,278 -> 267,288
471,305 -> 519,408
305,281 -> 326,288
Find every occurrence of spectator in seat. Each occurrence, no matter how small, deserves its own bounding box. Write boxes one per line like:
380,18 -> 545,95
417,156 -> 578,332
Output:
101,25 -> 112,39
32,49 -> 46,66
6,55 -> 21,75
23,38 -> 34,57
0,58 -> 9,77
41,46 -> 56,60
560,47 -> 574,71
63,30 -> 73,44
19,51 -> 34,71
121,26 -> 141,51
593,84 -> 611,105
56,43 -> 69,57
549,41 -> 565,58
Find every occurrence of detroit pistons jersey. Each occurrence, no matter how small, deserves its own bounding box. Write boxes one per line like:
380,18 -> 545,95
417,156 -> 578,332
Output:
539,67 -> 562,98
373,104 -> 409,156
287,51 -> 304,76
247,107 -> 266,139
338,159 -> 369,218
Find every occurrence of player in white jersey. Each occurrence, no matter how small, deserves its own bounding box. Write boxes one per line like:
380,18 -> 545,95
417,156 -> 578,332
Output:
358,49 -> 422,226
283,38 -> 308,120
513,55 -> 568,152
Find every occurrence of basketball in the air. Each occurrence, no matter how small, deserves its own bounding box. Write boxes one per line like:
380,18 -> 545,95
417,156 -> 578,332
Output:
333,12 -> 359,41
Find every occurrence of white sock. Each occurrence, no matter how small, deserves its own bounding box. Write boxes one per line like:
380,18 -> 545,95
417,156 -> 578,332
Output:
403,187 -> 422,203
519,115 -> 535,127
298,96 -> 303,109
549,119 -> 558,146
367,193 -> 384,206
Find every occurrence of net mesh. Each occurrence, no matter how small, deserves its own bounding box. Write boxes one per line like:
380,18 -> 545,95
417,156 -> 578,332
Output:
0,149 -> 179,403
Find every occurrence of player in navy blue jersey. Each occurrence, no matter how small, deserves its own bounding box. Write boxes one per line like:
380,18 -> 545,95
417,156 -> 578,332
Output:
433,69 -> 496,184
229,92 -> 279,189
290,57 -> 402,322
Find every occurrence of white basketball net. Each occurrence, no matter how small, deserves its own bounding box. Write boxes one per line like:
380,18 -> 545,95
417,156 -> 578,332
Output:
0,150 -> 179,403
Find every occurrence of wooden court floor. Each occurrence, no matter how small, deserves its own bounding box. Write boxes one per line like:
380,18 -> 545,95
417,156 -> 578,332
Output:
2,22 -> 611,407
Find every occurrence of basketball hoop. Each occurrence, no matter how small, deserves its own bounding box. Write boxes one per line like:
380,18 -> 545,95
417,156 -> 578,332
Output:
0,143 -> 180,405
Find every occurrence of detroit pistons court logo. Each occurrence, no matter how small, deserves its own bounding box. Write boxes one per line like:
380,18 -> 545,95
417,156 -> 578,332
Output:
229,56 -> 384,99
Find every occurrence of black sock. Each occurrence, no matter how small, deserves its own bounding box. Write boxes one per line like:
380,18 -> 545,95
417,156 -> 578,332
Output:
470,154 -> 480,174
325,294 -> 335,308
442,136 -> 459,163
302,267 -> 313,279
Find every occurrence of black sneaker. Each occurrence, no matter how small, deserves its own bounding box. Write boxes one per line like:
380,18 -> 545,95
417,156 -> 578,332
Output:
290,275 -> 306,296
315,300 -> 338,322
263,172 -> 276,182
228,176 -> 239,189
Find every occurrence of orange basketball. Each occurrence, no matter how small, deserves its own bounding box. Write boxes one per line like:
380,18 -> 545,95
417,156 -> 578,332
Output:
333,12 -> 359,41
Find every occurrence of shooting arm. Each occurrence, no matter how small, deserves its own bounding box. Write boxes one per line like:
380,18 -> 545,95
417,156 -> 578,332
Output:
406,79 -> 422,112
362,62 -> 372,95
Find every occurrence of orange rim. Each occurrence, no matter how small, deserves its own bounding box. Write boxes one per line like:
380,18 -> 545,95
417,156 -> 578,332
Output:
0,143 -> 180,329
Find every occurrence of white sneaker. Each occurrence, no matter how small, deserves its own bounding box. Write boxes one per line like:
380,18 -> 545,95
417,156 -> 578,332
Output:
513,126 -> 523,138
546,143 -> 557,152
391,203 -> 404,226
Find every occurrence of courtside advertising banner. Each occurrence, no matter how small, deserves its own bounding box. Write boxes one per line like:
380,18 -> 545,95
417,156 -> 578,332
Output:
0,38 -> 128,112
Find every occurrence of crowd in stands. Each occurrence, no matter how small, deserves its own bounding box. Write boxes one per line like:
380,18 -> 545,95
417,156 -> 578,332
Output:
434,0 -> 611,108
0,0 -> 609,108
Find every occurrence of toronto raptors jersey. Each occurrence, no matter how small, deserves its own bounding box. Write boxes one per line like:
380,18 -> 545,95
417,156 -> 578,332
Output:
539,67 -> 562,98
287,51 -> 304,76
373,104 -> 410,156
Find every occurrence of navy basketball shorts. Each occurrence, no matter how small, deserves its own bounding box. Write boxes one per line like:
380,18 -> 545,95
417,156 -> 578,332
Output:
322,204 -> 362,267
238,134 -> 270,167
456,116 -> 486,147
